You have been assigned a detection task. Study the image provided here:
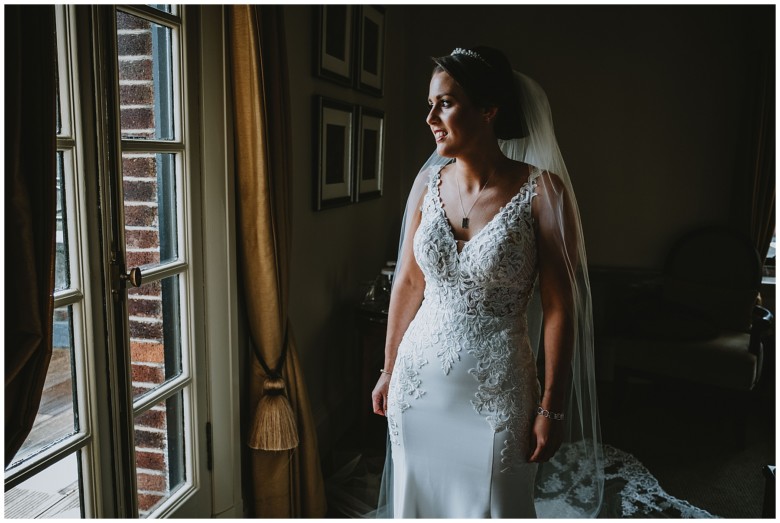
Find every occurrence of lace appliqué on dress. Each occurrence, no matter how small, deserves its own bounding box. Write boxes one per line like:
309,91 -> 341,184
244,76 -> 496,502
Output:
388,166 -> 543,470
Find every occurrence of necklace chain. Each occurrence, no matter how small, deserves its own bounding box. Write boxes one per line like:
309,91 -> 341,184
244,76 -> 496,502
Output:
456,170 -> 494,229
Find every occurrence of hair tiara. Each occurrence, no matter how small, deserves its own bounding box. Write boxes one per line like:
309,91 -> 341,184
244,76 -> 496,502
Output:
451,47 -> 489,65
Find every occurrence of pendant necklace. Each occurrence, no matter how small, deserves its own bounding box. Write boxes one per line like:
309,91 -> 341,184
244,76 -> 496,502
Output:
456,169 -> 494,229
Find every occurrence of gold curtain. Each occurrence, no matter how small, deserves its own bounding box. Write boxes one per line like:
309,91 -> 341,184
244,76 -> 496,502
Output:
228,5 -> 327,517
5,5 -> 58,466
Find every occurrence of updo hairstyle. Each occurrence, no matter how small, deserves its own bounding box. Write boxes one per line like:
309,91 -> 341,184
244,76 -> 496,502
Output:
432,46 -> 527,140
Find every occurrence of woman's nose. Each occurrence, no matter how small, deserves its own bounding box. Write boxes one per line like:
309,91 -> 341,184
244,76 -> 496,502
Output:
426,106 -> 438,125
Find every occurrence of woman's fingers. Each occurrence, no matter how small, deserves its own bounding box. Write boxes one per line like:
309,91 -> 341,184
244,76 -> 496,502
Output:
372,392 -> 384,416
371,376 -> 392,416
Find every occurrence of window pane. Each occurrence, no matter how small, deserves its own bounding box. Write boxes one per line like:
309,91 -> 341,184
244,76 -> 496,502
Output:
147,4 -> 174,14
116,12 -> 175,140
129,275 -> 182,401
5,451 -> 84,518
123,152 -> 179,268
15,306 -> 79,462
135,392 -> 186,517
55,152 -> 71,291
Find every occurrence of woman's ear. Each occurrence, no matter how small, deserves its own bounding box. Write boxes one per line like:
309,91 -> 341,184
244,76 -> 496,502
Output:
483,105 -> 499,123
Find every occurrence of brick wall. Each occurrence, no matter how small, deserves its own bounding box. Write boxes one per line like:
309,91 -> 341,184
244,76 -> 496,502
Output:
117,10 -> 169,516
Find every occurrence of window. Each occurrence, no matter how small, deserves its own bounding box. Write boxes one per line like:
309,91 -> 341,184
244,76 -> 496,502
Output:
5,7 -> 93,518
3,6 -> 239,517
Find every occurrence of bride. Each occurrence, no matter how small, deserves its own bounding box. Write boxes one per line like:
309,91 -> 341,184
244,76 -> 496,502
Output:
370,46 -> 603,518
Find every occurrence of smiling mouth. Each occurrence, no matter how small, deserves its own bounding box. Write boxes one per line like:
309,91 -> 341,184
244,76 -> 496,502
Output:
433,130 -> 448,142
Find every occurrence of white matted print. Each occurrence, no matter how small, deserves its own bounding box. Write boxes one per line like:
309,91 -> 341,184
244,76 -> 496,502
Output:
356,6 -> 385,96
314,97 -> 354,210
356,107 -> 384,200
316,6 -> 354,87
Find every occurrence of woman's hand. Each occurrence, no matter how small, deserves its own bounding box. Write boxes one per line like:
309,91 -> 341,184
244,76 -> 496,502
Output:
371,373 -> 392,416
528,414 -> 565,463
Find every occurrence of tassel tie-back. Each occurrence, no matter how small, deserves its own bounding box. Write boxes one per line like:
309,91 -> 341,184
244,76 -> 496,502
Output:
249,327 -> 300,451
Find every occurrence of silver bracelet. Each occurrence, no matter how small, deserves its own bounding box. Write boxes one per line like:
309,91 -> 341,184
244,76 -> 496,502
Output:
380,368 -> 392,376
537,406 -> 565,421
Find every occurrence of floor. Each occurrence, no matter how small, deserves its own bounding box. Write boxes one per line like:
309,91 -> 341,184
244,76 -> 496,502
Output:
599,376 -> 775,518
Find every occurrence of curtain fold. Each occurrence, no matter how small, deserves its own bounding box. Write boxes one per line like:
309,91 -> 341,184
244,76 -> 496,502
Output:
228,5 -> 327,517
747,46 -> 775,260
732,17 -> 775,260
5,5 -> 58,466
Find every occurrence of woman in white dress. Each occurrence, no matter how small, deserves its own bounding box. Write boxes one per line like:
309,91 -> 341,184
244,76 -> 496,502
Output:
371,46 -> 603,518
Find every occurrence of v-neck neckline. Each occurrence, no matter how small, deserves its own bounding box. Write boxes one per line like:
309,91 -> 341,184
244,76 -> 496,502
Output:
432,164 -> 535,256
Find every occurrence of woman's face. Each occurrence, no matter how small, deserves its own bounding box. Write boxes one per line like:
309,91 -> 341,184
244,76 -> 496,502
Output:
426,70 -> 491,158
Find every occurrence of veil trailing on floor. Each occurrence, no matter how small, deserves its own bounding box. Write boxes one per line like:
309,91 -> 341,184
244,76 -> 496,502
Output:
375,70 -> 604,518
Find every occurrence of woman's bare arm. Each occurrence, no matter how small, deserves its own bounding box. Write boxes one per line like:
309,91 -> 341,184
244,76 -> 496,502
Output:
372,191 -> 426,416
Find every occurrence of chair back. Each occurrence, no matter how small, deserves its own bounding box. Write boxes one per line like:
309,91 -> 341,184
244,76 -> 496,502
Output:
663,226 -> 762,332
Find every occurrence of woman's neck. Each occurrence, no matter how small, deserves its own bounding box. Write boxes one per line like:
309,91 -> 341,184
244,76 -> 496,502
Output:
453,143 -> 508,188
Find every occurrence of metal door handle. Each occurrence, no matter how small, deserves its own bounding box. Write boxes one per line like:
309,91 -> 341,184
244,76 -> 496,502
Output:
120,267 -> 143,287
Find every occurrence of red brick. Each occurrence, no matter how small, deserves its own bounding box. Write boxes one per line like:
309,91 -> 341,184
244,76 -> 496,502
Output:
128,296 -> 162,318
132,363 -> 165,384
131,341 -> 164,363
124,179 -> 157,202
126,228 -> 160,250
136,450 -> 165,471
128,280 -> 162,297
117,11 -> 150,31
136,408 -> 167,429
133,384 -> 153,397
135,427 -> 165,449
129,318 -> 163,340
118,58 -> 152,81
138,493 -> 164,512
126,250 -> 160,268
118,32 -> 152,56
122,155 -> 157,177
120,83 -> 155,106
137,472 -> 166,492
124,205 -> 158,228
121,107 -> 155,130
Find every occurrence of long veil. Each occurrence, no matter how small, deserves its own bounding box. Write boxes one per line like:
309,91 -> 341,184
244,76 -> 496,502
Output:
374,71 -> 604,518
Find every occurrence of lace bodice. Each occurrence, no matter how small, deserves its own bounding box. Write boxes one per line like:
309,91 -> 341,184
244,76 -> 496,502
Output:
389,165 -> 542,469
413,165 -> 540,319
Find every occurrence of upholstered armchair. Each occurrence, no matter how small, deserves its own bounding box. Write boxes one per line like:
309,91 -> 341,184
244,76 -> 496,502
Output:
600,226 -> 773,446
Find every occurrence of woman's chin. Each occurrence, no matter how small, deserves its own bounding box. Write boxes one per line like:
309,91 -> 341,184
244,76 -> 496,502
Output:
435,143 -> 456,158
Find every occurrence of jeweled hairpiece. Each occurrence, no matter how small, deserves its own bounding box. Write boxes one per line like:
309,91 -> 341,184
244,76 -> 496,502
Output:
451,47 -> 488,65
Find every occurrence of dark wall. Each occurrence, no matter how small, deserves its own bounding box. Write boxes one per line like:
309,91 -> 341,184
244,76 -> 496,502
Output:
400,5 -> 771,269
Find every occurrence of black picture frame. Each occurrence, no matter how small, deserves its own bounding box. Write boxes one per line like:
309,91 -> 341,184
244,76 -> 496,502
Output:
313,96 -> 355,211
314,6 -> 354,87
355,107 -> 385,201
356,6 -> 385,96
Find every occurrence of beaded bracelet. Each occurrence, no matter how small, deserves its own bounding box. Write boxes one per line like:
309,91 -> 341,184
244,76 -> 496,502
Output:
380,368 -> 392,376
537,406 -> 565,421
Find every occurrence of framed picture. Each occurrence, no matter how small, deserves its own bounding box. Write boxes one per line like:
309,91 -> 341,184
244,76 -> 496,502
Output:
355,107 -> 384,201
314,96 -> 355,210
356,6 -> 385,96
314,6 -> 354,86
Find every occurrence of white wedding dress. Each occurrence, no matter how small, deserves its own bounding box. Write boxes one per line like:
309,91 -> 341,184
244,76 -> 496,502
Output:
387,164 -> 543,518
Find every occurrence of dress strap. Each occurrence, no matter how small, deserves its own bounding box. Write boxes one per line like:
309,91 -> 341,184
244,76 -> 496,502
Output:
528,165 -> 543,183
